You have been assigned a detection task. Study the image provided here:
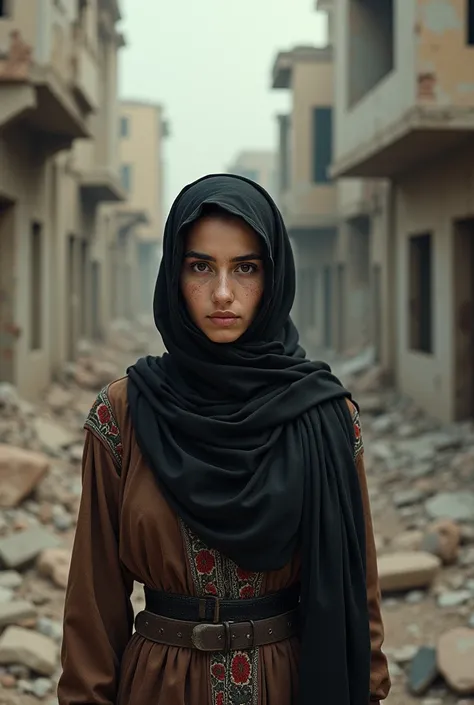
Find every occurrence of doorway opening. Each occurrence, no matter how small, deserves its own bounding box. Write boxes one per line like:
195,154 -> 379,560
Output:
453,218 -> 474,420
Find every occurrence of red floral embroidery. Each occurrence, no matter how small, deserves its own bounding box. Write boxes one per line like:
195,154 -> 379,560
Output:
231,652 -> 251,685
239,584 -> 255,599
211,663 -> 226,682
196,550 -> 216,575
97,403 -> 111,425
181,524 -> 263,704
236,567 -> 254,581
352,407 -> 363,458
84,387 -> 123,474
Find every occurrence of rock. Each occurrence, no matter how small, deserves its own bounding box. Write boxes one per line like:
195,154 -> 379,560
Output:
425,492 -> 474,523
68,444 -> 83,464
437,590 -> 472,608
438,627 -> 474,695
460,547 -> 474,567
0,445 -> 50,508
393,489 -> 424,508
421,520 -> 462,565
0,626 -> 57,676
46,386 -> 73,414
0,586 -> 13,603
0,672 -> 16,688
0,571 -> 22,589
406,590 -> 425,604
0,528 -> 61,570
408,646 -> 438,695
371,442 -> 393,461
0,600 -> 36,627
392,530 -> 424,552
37,548 -> 71,589
377,552 -> 441,593
36,617 -> 62,643
18,676 -> 54,698
393,644 -> 418,663
34,418 -> 77,457
468,613 -> 474,628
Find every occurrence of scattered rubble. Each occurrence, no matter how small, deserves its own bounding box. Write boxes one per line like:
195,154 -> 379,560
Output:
0,319 -> 160,704
338,352 -> 474,704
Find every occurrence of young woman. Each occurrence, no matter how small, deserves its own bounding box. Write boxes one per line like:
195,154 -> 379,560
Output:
58,174 -> 390,705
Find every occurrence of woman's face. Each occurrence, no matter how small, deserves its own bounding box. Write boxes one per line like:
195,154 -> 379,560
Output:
180,215 -> 265,343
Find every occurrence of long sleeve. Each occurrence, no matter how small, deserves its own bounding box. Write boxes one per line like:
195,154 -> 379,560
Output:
58,431 -> 134,705
355,447 -> 391,702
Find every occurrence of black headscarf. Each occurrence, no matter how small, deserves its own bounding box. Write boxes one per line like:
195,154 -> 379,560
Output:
127,174 -> 370,705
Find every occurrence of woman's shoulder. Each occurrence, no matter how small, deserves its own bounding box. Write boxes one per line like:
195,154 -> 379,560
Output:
83,376 -> 129,473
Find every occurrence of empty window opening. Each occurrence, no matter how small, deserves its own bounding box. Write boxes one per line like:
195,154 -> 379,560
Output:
0,0 -> 10,17
409,233 -> 433,354
30,222 -> 43,351
312,107 -> 333,184
120,164 -> 132,192
120,116 -> 130,138
468,0 -> 474,45
348,0 -> 394,107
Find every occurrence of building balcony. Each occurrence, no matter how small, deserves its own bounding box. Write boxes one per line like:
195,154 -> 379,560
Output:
331,0 -> 474,179
280,185 -> 338,233
0,27 -> 90,150
80,166 -> 125,204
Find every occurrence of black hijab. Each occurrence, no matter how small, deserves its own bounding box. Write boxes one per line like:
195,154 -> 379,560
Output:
127,174 -> 371,705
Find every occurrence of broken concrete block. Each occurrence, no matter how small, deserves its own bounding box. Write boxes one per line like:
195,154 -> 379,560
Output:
377,551 -> 441,593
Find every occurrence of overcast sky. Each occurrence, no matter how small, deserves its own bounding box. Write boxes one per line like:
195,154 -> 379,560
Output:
118,0 -> 326,214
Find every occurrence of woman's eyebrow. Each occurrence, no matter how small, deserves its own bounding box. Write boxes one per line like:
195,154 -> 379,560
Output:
184,250 -> 263,262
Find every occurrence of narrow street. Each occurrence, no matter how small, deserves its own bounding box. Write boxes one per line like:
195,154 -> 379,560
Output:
0,338 -> 473,705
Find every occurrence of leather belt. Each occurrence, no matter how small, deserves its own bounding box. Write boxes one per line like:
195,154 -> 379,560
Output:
143,583 -> 300,623
135,584 -> 301,652
134,608 -> 299,652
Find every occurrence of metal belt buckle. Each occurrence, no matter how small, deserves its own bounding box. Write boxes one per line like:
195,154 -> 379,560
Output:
191,621 -> 234,653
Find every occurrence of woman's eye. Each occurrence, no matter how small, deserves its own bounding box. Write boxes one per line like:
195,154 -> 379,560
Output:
192,262 -> 209,273
236,263 -> 256,274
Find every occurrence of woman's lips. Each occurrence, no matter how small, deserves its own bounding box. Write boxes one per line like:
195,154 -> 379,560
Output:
208,315 -> 240,327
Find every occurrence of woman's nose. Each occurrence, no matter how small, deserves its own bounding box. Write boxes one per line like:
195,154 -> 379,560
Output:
212,273 -> 234,305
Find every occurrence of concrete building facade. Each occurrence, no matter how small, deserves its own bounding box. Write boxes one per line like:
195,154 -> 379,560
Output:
271,45 -> 339,353
331,0 -> 474,422
116,100 -> 168,319
227,150 -> 277,200
0,0 -> 126,399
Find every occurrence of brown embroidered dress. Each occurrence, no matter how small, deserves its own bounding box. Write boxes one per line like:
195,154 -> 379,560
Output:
58,377 -> 391,705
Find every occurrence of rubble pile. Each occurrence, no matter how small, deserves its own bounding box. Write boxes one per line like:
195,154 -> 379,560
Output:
0,319 -> 161,705
0,340 -> 472,705
347,362 -> 474,705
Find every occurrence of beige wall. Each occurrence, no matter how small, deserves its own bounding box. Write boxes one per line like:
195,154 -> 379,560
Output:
394,148 -> 474,423
227,151 -> 277,198
283,59 -> 337,227
118,101 -> 166,242
0,127 -> 52,398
